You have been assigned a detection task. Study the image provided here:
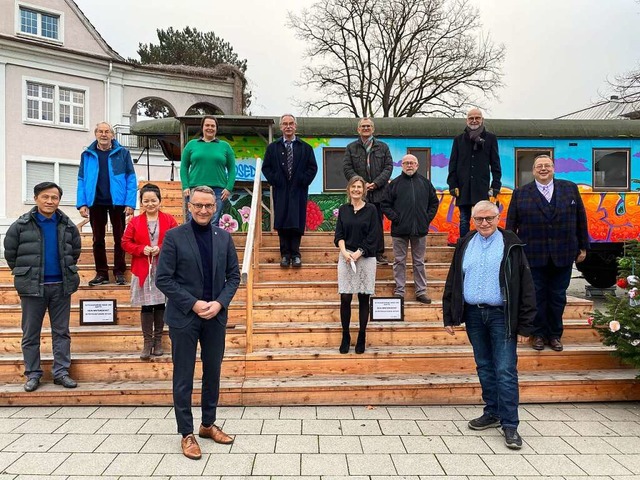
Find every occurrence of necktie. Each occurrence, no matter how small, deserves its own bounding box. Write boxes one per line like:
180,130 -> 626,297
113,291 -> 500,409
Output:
285,140 -> 293,180
541,184 -> 552,202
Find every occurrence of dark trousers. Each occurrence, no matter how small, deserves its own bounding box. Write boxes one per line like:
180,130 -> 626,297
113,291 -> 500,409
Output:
169,316 -> 226,435
464,304 -> 519,429
530,261 -> 573,339
278,229 -> 302,258
21,284 -> 71,380
371,201 -> 385,256
458,205 -> 472,237
89,205 -> 127,277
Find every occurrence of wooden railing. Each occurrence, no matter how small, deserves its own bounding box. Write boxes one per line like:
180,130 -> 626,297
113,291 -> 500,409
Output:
240,158 -> 263,354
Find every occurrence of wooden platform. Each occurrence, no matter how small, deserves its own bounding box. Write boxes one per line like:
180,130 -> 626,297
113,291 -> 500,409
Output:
0,182 -> 638,405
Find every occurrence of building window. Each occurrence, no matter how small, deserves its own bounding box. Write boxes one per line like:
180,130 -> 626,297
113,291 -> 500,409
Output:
406,148 -> 431,179
19,6 -> 61,41
515,148 -> 554,187
593,149 -> 629,190
25,160 -> 78,206
323,148 -> 347,192
25,81 -> 86,128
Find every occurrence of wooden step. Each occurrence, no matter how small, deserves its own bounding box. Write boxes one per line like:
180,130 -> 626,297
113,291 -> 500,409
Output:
243,344 -> 627,377
77,248 -> 248,265
257,263 -> 451,282
0,303 -> 248,328
259,247 -> 453,264
249,296 -> 593,323
0,284 -> 247,304
253,280 -> 445,301
255,232 -> 450,248
0,325 -> 246,354
248,320 -> 601,349
0,370 -> 637,406
0,351 -> 245,383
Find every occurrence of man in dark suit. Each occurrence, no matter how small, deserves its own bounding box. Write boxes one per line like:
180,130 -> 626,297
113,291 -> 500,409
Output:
506,155 -> 588,352
263,114 -> 318,268
447,108 -> 502,238
156,186 -> 240,460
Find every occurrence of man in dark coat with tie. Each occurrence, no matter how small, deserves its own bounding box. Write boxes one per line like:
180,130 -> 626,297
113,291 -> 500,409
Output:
263,114 -> 318,268
506,155 -> 589,352
156,186 -> 240,460
447,108 -> 502,238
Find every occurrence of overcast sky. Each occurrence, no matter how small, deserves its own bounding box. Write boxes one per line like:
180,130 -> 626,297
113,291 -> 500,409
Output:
75,0 -> 639,119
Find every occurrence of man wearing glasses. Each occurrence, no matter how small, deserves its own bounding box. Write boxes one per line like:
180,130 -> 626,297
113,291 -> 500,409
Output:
344,117 -> 394,264
447,108 -> 502,238
443,200 -> 535,450
506,155 -> 588,352
156,186 -> 240,459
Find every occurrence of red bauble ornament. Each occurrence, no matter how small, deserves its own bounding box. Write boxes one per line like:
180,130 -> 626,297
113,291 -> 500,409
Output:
617,278 -> 629,289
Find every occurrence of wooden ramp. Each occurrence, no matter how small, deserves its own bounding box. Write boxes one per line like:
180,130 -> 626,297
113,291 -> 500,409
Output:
0,182 -> 638,405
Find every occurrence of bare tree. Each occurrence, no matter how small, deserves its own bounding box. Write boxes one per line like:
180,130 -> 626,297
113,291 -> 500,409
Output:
288,0 -> 505,117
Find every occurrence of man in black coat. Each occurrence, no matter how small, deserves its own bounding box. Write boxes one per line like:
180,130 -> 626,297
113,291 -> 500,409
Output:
343,117 -> 394,264
4,182 -> 81,392
263,114 -> 318,268
447,108 -> 502,238
382,154 -> 439,303
155,186 -> 240,460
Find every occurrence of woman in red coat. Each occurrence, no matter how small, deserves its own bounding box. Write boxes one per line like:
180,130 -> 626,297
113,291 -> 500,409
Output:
122,183 -> 178,359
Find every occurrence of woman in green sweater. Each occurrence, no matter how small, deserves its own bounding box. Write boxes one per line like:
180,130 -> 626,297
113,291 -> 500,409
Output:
181,116 -> 236,225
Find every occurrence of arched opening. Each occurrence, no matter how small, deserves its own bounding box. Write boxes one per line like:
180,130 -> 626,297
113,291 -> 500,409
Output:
185,102 -> 224,116
130,97 -> 178,126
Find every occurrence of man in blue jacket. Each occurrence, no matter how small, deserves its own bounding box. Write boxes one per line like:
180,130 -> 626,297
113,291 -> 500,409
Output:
77,122 -> 137,286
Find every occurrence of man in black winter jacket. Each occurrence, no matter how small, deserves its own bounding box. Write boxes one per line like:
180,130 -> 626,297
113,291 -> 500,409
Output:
4,182 -> 81,392
382,154 -> 439,303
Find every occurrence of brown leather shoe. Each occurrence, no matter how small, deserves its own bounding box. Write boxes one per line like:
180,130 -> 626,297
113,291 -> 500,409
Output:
531,336 -> 545,351
549,338 -> 564,351
181,434 -> 202,460
199,424 -> 234,444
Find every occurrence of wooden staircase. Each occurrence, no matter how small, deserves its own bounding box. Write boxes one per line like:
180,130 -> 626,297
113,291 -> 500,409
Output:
0,179 -> 638,406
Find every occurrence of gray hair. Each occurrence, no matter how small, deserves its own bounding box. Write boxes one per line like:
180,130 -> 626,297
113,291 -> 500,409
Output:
279,114 -> 297,125
358,117 -> 375,129
472,200 -> 499,216
191,185 -> 216,203
94,122 -> 114,134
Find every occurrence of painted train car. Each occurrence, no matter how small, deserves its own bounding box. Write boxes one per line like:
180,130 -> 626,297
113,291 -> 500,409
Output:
133,116 -> 640,288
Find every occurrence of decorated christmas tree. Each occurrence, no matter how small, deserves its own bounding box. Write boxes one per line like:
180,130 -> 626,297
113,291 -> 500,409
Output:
590,240 -> 640,376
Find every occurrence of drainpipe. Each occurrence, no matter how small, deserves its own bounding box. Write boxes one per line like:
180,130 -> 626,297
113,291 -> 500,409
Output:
105,61 -> 113,122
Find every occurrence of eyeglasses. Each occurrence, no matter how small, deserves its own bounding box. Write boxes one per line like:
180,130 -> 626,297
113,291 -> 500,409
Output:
189,202 -> 215,211
402,161 -> 417,165
467,116 -> 482,121
359,125 -> 373,129
534,163 -> 554,170
472,215 -> 498,224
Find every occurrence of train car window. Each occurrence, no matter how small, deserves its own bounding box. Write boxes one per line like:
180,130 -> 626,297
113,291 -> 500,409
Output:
406,148 -> 431,179
323,147 -> 348,192
515,148 -> 553,187
593,149 -> 629,190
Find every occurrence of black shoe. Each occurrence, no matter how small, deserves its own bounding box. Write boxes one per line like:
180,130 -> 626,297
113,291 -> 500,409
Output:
503,427 -> 523,450
115,274 -> 126,285
53,375 -> 77,389
24,378 -> 40,392
376,255 -> 388,265
291,256 -> 302,268
280,256 -> 290,268
468,413 -> 501,430
88,275 -> 109,286
339,333 -> 350,354
355,331 -> 366,354
416,295 -> 432,304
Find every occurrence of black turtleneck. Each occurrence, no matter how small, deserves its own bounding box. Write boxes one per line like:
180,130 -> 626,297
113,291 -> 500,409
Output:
190,219 -> 213,301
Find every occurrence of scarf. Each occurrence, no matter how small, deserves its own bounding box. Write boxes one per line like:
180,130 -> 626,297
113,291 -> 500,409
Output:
465,125 -> 486,151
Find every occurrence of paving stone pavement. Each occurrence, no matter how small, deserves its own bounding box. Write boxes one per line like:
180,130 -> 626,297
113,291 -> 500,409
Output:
0,402 -> 638,479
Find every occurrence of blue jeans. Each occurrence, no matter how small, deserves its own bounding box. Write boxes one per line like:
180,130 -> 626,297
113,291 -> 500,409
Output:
464,304 -> 519,428
458,205 -> 472,237
184,187 -> 226,226
530,262 -> 572,339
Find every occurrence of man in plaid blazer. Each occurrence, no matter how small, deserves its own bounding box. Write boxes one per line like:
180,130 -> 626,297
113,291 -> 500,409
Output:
506,155 -> 588,352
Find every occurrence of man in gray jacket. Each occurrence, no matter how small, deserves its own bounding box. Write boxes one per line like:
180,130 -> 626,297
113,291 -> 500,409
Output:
4,182 -> 81,392
343,117 -> 394,264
